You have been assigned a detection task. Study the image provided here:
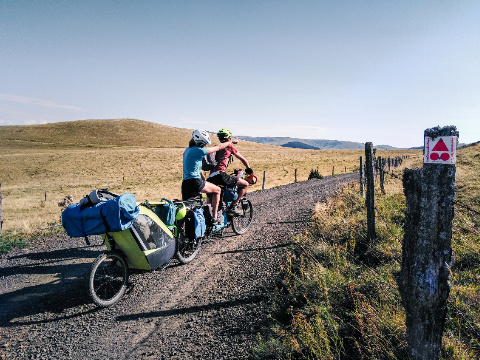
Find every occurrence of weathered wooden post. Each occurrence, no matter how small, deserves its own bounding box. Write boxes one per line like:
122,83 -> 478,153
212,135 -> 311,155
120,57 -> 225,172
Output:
332,166 -> 335,176
262,171 -> 266,191
365,142 -> 376,241
294,168 -> 297,183
396,126 -> 458,360
0,182 -> 3,236
359,156 -> 364,197
378,156 -> 385,195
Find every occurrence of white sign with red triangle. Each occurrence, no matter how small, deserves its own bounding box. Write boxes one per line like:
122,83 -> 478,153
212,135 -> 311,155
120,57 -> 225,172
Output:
423,136 -> 457,164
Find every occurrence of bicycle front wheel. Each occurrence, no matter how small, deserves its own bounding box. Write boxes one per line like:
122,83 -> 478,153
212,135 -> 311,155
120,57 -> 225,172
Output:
231,199 -> 253,235
175,220 -> 202,264
89,251 -> 129,307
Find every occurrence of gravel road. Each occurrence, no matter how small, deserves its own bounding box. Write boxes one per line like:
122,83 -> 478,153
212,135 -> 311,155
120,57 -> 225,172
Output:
0,173 -> 358,360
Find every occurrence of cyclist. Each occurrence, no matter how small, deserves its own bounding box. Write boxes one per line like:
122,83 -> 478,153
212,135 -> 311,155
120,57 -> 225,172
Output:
207,129 -> 252,216
182,129 -> 238,225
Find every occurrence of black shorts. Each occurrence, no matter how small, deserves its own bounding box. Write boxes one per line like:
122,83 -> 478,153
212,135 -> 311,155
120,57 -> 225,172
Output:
208,172 -> 239,188
181,178 -> 205,200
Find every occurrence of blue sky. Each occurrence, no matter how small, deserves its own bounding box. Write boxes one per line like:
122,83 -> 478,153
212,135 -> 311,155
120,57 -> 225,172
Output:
1,0 -> 479,148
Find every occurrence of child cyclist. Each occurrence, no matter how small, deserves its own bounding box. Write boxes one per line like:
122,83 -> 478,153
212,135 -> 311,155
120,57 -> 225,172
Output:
207,129 -> 252,216
182,129 -> 238,225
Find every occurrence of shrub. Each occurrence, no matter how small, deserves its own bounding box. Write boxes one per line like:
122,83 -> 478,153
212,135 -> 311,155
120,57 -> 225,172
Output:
308,169 -> 324,180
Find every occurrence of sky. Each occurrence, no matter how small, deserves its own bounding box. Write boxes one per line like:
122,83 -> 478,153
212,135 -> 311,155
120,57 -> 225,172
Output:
1,1 -> 479,148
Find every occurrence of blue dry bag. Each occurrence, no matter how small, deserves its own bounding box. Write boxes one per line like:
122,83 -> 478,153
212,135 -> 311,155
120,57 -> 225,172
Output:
62,193 -> 139,237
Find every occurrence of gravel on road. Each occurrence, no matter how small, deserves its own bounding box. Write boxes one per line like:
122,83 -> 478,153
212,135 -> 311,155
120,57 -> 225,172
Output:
0,173 -> 358,359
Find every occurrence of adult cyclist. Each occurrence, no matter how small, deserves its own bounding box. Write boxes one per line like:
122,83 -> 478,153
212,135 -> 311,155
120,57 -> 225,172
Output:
207,129 -> 252,216
182,129 -> 237,225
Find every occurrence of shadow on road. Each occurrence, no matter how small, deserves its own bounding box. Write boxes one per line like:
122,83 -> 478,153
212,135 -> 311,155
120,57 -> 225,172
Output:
115,294 -> 267,322
0,246 -> 102,327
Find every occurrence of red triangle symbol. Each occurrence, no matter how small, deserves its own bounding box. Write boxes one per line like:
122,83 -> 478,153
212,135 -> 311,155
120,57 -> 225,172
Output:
432,138 -> 449,152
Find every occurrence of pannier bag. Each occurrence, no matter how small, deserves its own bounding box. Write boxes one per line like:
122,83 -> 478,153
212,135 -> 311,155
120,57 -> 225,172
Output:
154,198 -> 177,226
223,187 -> 238,202
184,208 -> 206,240
62,193 -> 139,237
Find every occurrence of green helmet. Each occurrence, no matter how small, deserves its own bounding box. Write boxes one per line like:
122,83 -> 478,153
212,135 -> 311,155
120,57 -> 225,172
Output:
217,129 -> 232,143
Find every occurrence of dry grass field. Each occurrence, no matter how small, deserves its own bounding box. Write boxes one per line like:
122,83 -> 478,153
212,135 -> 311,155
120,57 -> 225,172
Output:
0,119 -> 422,234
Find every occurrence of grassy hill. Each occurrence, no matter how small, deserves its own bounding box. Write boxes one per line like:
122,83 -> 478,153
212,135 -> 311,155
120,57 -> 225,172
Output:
0,118 -> 193,150
0,119 -> 421,239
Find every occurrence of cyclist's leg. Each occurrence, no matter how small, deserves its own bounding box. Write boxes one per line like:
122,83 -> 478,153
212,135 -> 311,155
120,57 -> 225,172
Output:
202,181 -> 221,218
231,178 -> 249,207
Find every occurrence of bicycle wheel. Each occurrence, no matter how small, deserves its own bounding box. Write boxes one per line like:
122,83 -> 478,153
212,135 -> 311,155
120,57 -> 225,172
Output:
175,220 -> 202,264
231,199 -> 253,235
89,251 -> 129,307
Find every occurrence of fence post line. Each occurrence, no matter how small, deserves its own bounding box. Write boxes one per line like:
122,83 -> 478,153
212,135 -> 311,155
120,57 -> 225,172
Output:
396,126 -> 458,360
295,168 -> 297,183
365,142 -> 376,241
262,171 -> 266,191
359,156 -> 364,197
332,166 -> 335,176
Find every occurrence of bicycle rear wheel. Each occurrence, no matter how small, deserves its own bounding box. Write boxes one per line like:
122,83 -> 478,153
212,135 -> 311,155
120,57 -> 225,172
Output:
89,251 -> 129,307
175,220 -> 202,264
231,199 -> 253,235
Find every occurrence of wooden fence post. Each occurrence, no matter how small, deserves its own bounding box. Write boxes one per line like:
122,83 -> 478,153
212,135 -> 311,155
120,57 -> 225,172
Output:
359,156 -> 364,197
0,182 -> 3,236
396,126 -> 458,360
262,171 -> 266,191
295,168 -> 297,183
365,142 -> 375,241
378,156 -> 385,195
332,166 -> 335,176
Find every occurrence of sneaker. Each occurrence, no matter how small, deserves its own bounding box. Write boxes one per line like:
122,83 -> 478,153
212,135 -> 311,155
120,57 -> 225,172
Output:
212,216 -> 223,226
227,204 -> 243,216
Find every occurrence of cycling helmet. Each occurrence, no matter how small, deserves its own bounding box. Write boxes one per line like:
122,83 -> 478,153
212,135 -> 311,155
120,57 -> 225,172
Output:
217,128 -> 232,143
192,129 -> 211,146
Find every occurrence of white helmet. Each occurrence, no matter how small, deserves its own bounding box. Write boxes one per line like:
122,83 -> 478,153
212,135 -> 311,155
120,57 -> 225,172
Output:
192,129 -> 211,146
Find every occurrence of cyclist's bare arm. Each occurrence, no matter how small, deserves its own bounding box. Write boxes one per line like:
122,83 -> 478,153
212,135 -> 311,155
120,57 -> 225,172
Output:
234,152 -> 249,169
206,138 -> 238,154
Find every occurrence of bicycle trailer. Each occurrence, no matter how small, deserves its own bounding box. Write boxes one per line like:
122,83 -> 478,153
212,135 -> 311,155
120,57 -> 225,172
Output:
103,204 -> 176,271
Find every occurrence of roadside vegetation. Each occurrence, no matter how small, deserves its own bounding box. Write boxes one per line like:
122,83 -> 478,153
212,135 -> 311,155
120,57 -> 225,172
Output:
253,142 -> 480,359
0,119 -> 421,253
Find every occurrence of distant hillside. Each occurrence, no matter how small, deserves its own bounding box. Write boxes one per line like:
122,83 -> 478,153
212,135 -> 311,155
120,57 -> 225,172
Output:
281,141 -> 320,150
0,119 -> 195,149
0,119 -> 272,151
237,136 -> 400,150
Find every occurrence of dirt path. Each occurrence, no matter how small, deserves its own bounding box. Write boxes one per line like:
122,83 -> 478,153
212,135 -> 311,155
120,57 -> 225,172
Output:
0,174 -> 358,359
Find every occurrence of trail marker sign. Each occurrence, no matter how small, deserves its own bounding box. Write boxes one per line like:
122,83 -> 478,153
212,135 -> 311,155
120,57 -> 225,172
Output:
424,136 -> 457,164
